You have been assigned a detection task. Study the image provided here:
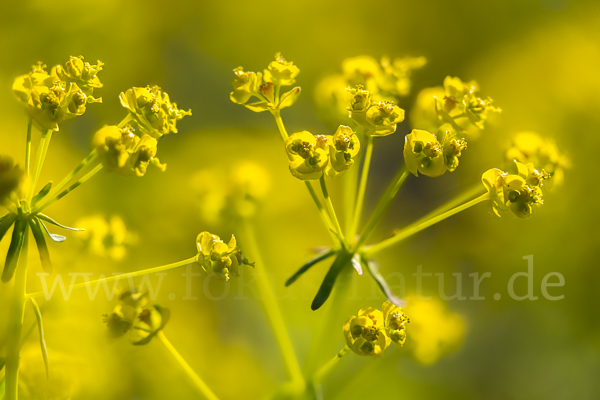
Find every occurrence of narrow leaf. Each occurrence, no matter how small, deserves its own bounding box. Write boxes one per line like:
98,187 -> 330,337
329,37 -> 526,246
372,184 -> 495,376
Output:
0,213 -> 17,242
286,248 -> 335,287
2,218 -> 27,282
351,254 -> 363,275
279,87 -> 301,109
29,217 -> 53,273
29,298 -> 50,379
39,220 -> 66,243
244,101 -> 272,112
361,256 -> 406,307
31,181 -> 52,206
37,213 -> 84,231
311,253 -> 353,311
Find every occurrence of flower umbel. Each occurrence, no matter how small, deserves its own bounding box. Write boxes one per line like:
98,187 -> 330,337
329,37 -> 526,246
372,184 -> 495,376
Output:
343,306 -> 391,357
285,131 -> 330,180
196,231 -> 254,281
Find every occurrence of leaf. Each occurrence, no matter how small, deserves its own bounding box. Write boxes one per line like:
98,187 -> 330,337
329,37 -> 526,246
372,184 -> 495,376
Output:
0,213 -> 17,242
38,220 -> 66,243
285,248 -> 335,287
244,101 -> 272,113
279,87 -> 301,110
31,182 -> 52,206
28,217 -> 53,273
361,256 -> 406,307
2,218 -> 27,282
29,298 -> 50,379
351,254 -> 363,275
311,252 -> 353,311
37,213 -> 84,231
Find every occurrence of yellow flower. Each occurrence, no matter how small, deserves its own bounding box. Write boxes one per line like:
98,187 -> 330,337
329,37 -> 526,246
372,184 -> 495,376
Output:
506,132 -> 569,187
364,101 -> 405,137
434,76 -> 500,133
382,301 -> 410,347
196,232 -> 254,281
284,131 -> 330,180
404,129 -> 446,177
438,124 -> 468,173
409,86 -> 446,133
263,53 -> 300,87
378,55 -> 427,97
119,85 -> 191,138
13,62 -> 101,131
0,155 -> 25,206
75,215 -> 137,260
92,125 -> 166,177
342,56 -> 382,93
230,66 -> 263,105
325,126 -> 360,178
343,307 -> 390,357
51,56 -> 103,95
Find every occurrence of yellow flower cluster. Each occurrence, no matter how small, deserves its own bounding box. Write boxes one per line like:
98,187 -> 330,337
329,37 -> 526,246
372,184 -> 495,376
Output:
343,301 -> 409,357
284,126 -> 360,180
347,86 -> 405,137
482,161 -> 550,218
0,155 -> 25,207
119,85 -> 191,139
103,289 -> 169,345
230,53 -> 301,113
196,231 -> 254,281
403,124 -> 468,178
74,215 -> 137,260
12,58 -> 103,131
92,125 -> 166,177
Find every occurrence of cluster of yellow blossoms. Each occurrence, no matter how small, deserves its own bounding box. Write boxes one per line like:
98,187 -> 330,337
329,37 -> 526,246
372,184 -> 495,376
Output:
343,301 -> 409,357
196,231 -> 254,281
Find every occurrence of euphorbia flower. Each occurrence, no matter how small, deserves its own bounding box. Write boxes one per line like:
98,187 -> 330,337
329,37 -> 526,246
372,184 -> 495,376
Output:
284,131 -> 330,180
325,125 -> 360,178
382,301 -> 410,347
196,231 -> 254,281
343,306 -> 390,357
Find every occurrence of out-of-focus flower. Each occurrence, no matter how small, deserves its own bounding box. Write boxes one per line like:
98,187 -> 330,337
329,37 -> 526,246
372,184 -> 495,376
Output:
325,126 -> 360,178
93,125 -> 166,177
13,62 -> 101,131
75,215 -> 137,260
196,231 -> 254,281
51,56 -> 103,95
505,132 -> 569,187
119,85 -> 191,138
482,161 -> 549,218
403,297 -> 463,365
103,289 -> 169,345
313,75 -> 352,129
378,55 -> 427,97
343,306 -> 390,357
434,76 -> 500,133
342,56 -> 382,93
382,301 -> 410,347
264,53 -> 300,87
190,161 -> 271,223
0,155 -> 25,206
284,131 -> 330,180
409,86 -> 446,132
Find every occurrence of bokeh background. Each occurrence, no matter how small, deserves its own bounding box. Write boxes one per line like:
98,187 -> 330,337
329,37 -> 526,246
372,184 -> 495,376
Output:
1,0 -> 599,399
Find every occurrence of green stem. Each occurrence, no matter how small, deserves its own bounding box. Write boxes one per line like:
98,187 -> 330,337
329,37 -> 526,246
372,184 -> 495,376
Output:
118,114 -> 133,128
343,155 -> 359,237
5,229 -> 29,400
34,150 -> 98,209
413,183 -> 483,227
32,163 -> 103,214
241,220 -> 305,388
364,192 -> 489,256
25,119 -> 33,178
157,331 -> 220,400
305,181 -> 339,245
271,109 -> 289,141
349,135 -> 374,243
27,130 -> 53,202
313,346 -> 349,384
319,176 -> 346,247
355,164 -> 410,251
26,256 -> 198,299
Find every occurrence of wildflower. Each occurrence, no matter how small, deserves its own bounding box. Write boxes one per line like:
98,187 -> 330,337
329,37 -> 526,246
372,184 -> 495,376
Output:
434,76 -> 500,133
342,56 -> 382,92
438,124 -> 468,172
365,101 -> 405,137
409,86 -> 446,132
284,131 -> 330,180
343,306 -> 390,357
404,129 -> 446,177
230,67 -> 263,105
263,53 -> 300,87
75,215 -> 137,260
325,126 -> 360,178
382,301 -> 410,347
119,85 -> 191,138
0,155 -> 25,206
196,231 -> 254,281
378,55 -> 427,97
51,56 -> 103,95
506,132 -> 569,187
92,125 -> 166,177
482,161 -> 548,218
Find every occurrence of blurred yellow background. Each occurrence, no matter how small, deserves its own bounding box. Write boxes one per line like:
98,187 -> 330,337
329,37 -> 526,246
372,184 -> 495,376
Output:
1,0 -> 599,399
